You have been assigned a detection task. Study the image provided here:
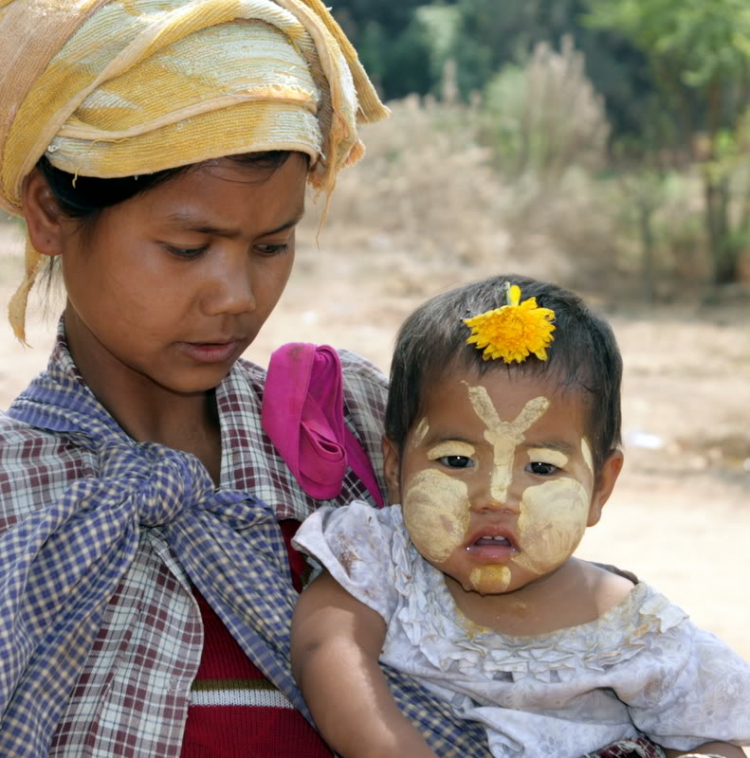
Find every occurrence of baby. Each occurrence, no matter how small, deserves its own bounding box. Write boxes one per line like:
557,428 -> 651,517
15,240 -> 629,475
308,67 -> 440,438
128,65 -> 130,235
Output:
290,275 -> 750,758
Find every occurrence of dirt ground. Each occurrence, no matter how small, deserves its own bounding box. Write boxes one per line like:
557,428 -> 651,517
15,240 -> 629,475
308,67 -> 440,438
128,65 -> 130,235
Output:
1,221 -> 749,671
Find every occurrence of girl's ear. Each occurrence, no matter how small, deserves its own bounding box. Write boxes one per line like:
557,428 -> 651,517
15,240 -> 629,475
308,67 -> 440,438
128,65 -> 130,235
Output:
21,168 -> 68,258
381,436 -> 402,505
587,449 -> 624,527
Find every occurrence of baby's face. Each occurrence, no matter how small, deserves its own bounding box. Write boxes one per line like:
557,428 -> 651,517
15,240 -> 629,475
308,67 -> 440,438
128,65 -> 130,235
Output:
384,368 -> 618,596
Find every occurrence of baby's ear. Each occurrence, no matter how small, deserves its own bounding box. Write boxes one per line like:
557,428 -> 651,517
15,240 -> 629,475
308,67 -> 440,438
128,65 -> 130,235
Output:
587,449 -> 624,527
381,436 -> 402,505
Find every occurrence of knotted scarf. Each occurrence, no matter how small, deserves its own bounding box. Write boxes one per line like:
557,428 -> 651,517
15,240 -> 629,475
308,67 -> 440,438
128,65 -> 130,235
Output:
0,0 -> 389,342
0,352 -> 307,756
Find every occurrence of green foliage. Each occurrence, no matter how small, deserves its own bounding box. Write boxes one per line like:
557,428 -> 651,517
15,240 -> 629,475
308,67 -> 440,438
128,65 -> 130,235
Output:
357,18 -> 433,97
480,38 -> 609,181
329,0 -> 750,285
585,0 -> 750,135
331,0 -> 653,136
585,0 -> 750,283
586,0 -> 750,88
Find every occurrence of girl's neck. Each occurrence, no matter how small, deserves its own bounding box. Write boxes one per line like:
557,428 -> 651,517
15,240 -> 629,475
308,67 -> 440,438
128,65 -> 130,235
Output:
64,310 -> 223,484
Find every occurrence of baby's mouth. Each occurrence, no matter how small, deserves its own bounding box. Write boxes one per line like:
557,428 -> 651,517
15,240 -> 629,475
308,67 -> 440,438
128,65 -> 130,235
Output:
473,535 -> 512,548
466,532 -> 517,560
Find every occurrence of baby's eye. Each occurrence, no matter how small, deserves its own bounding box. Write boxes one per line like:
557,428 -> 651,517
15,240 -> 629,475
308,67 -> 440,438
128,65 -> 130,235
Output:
526,461 -> 559,476
438,456 -> 474,469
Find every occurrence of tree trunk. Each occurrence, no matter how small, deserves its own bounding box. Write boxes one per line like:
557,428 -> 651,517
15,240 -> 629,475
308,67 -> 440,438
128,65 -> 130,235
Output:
637,198 -> 656,304
704,172 -> 740,284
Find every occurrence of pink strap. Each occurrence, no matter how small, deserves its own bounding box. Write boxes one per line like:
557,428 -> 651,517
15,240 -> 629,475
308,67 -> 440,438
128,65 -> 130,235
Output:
262,343 -> 384,507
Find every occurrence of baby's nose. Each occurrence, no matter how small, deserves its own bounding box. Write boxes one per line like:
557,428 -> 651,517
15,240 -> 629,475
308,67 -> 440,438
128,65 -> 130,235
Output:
470,483 -> 520,515
475,467 -> 521,514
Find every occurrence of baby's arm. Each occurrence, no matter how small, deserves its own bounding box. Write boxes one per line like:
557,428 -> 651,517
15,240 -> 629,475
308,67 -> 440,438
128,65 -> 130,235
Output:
291,570 -> 438,758
663,743 -> 746,758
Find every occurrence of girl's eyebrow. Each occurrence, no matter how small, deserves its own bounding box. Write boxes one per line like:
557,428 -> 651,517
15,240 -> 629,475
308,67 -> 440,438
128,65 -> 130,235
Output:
163,210 -> 305,238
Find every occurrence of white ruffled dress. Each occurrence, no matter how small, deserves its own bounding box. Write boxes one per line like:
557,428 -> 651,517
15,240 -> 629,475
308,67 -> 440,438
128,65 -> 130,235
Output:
293,501 -> 750,758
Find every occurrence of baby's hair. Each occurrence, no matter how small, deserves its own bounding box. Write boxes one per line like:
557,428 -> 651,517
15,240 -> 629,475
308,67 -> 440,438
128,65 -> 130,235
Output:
385,274 -> 622,477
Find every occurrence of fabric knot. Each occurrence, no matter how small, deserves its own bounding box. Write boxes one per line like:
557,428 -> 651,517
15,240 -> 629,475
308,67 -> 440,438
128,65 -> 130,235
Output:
98,441 -> 214,527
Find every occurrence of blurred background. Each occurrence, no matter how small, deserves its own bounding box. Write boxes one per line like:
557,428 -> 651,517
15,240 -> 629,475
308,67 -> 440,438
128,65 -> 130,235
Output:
1,0 -> 749,665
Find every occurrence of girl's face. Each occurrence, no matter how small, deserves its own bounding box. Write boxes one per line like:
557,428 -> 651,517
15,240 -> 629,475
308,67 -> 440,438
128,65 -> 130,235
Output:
383,368 -> 622,597
25,154 -> 307,396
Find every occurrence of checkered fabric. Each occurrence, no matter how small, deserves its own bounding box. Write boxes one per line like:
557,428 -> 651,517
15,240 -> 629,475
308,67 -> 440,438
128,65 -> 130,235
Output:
0,324 -> 665,758
0,323 -> 389,757
583,737 -> 665,758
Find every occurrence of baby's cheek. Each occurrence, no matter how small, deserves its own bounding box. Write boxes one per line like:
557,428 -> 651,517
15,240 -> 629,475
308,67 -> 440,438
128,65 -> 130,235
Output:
513,479 -> 590,575
402,470 -> 470,563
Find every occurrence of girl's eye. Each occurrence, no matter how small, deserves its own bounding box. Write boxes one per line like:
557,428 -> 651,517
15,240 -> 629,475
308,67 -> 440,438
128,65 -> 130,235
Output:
165,244 -> 208,259
526,461 -> 559,476
438,456 -> 474,469
255,243 -> 289,256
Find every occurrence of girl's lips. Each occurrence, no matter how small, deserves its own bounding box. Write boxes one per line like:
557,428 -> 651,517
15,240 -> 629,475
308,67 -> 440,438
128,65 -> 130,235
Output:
177,340 -> 242,364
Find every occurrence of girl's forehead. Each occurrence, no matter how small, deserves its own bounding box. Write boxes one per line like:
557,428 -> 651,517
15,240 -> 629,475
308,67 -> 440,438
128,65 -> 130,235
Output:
102,155 -> 307,231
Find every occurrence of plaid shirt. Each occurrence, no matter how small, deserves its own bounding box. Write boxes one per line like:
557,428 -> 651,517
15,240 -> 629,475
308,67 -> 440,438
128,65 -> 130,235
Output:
0,325 -> 389,757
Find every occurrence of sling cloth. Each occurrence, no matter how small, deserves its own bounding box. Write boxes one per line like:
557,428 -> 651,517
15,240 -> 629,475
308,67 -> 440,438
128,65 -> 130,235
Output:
262,342 -> 385,507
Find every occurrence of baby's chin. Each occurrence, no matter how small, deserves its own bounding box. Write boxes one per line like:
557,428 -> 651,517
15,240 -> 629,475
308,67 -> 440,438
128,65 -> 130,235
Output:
444,566 -> 514,596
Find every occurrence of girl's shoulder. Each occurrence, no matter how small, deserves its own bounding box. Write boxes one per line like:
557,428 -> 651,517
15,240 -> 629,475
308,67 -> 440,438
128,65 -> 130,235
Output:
579,559 -> 640,620
0,411 -> 90,526
337,348 -> 388,390
0,408 -> 83,455
294,502 -> 410,622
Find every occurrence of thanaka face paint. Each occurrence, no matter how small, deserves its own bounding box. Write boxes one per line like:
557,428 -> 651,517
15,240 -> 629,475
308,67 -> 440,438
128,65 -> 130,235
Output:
465,384 -> 549,503
412,417 -> 430,448
581,439 -> 594,474
513,478 -> 590,575
402,469 -> 470,563
469,564 -> 511,594
464,386 -> 590,577
395,368 -> 597,602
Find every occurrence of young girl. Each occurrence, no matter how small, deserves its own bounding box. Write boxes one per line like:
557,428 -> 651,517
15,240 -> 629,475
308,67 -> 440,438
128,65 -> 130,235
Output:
291,275 -> 750,758
0,3 -> 484,757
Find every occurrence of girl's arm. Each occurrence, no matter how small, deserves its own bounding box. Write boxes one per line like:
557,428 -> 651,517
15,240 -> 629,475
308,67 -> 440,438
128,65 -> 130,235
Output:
663,744 -> 746,758
291,570 -> 438,758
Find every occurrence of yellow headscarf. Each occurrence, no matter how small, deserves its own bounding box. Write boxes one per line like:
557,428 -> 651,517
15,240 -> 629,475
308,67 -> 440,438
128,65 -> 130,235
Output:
0,0 -> 388,342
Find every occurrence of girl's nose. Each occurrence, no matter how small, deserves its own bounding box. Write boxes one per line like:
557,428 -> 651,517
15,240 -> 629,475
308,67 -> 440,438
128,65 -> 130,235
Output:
202,253 -> 257,316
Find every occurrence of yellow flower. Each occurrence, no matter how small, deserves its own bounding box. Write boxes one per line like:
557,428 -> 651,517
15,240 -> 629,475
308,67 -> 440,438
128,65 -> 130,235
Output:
463,284 -> 556,363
